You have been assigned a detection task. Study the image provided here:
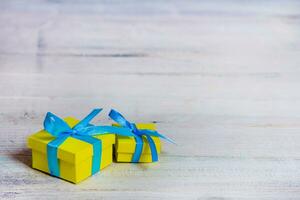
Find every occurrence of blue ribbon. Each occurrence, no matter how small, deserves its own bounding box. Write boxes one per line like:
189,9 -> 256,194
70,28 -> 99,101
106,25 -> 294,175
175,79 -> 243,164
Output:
108,109 -> 175,162
45,108 -> 134,177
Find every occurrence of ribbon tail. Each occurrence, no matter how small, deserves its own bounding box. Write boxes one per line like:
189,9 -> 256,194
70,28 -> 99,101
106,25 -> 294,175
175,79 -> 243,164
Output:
132,136 -> 143,163
73,108 -> 102,130
108,109 -> 132,128
145,135 -> 158,162
139,129 -> 176,144
47,135 -> 69,177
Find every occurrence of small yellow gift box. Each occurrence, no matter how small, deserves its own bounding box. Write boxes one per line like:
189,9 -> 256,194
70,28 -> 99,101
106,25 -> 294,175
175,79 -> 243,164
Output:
114,123 -> 161,163
27,116 -> 115,183
109,109 -> 174,163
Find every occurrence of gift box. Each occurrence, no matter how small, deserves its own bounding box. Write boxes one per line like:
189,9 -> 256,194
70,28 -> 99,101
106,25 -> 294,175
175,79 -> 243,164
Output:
27,109 -> 133,183
114,123 -> 161,162
109,109 -> 174,163
27,117 -> 115,183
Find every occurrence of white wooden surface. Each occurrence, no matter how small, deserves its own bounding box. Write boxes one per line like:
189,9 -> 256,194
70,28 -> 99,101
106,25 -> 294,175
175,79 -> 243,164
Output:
1,0 -> 300,199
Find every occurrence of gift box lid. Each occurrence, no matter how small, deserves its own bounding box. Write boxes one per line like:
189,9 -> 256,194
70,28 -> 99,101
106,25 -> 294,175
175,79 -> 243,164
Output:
27,117 -> 115,164
114,123 -> 161,154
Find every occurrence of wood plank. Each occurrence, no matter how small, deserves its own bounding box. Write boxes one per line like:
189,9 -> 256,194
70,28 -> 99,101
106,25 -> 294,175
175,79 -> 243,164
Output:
1,0 -> 300,199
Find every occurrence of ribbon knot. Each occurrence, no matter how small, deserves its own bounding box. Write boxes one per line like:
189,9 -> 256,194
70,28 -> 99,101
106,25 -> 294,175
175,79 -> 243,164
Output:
64,129 -> 78,136
109,109 -> 174,162
129,123 -> 140,135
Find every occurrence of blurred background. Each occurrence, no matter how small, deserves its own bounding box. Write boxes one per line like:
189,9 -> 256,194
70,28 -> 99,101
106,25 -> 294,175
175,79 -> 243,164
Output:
1,0 -> 300,199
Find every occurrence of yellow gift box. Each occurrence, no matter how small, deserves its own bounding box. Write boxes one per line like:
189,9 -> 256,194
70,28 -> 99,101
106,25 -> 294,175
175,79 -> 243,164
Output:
27,117 -> 115,183
114,123 -> 161,162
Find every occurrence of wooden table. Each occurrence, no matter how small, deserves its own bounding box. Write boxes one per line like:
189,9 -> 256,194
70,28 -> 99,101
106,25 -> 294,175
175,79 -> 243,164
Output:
1,0 -> 300,199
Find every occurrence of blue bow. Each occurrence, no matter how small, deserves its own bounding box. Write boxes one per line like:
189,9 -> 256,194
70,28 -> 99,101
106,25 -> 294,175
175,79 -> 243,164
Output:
45,108 -> 134,177
108,109 -> 175,162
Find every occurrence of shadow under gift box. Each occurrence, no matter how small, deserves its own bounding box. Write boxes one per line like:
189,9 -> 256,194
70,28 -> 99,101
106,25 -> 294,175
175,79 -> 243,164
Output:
113,123 -> 161,162
27,117 -> 115,183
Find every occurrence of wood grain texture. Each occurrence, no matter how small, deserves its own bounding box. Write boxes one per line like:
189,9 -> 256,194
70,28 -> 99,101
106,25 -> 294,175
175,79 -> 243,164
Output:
1,0 -> 300,199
